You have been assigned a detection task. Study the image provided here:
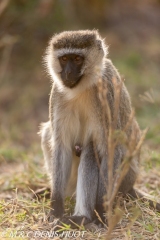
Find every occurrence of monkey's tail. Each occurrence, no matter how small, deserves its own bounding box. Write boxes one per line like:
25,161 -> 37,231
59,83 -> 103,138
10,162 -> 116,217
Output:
128,188 -> 160,212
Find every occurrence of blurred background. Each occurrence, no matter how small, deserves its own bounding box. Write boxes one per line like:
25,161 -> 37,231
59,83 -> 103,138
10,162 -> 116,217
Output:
0,0 -> 160,162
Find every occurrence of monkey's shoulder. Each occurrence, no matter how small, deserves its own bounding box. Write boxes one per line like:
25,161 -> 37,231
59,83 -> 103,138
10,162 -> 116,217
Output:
102,58 -> 121,83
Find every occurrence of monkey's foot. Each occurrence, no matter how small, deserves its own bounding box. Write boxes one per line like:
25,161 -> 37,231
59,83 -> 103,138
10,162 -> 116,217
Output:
47,209 -> 63,223
59,216 -> 91,229
92,217 -> 107,228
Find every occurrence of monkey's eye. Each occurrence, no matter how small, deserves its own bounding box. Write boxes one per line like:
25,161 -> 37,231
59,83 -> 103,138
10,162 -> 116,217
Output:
74,55 -> 83,64
59,56 -> 67,63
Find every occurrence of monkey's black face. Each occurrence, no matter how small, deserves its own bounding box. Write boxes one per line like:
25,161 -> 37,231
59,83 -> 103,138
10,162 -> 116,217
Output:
58,54 -> 84,88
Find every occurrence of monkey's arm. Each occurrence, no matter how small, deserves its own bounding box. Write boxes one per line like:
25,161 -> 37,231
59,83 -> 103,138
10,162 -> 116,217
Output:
48,141 -> 72,220
105,59 -> 141,142
41,86 -> 73,221
40,122 -> 72,220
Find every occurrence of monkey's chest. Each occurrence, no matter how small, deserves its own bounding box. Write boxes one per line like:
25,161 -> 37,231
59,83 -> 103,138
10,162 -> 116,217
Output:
59,109 -> 90,149
56,90 -> 100,149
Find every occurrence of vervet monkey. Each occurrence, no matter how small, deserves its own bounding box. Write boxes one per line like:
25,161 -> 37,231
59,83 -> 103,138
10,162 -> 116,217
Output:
40,30 -> 160,227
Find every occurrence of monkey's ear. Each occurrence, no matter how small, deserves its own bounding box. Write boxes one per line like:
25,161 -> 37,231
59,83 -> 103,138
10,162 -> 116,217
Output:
96,40 -> 103,50
96,39 -> 108,56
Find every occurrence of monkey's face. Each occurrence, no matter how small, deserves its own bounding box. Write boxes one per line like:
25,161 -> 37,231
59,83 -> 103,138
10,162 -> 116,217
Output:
46,30 -> 108,95
58,54 -> 84,88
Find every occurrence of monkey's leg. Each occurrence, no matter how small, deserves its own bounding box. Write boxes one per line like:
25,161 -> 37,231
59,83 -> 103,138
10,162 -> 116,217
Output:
95,156 -> 108,223
120,164 -> 160,212
40,122 -> 52,176
95,163 -> 139,225
95,146 -> 123,223
119,156 -> 138,194
61,142 -> 99,227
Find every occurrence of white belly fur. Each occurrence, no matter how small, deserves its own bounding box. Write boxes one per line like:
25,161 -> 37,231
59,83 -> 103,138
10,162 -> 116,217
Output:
56,89 -> 98,150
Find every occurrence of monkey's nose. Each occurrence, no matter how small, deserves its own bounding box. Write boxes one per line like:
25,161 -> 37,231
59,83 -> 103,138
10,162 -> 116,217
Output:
65,71 -> 71,80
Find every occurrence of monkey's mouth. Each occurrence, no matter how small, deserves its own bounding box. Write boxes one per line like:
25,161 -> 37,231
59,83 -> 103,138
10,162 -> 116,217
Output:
63,75 -> 83,88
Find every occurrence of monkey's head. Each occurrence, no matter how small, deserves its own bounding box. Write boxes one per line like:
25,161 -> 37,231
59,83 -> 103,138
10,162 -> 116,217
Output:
45,30 -> 108,96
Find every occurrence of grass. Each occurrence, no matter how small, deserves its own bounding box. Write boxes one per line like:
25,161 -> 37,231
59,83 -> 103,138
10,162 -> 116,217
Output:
0,30 -> 160,239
